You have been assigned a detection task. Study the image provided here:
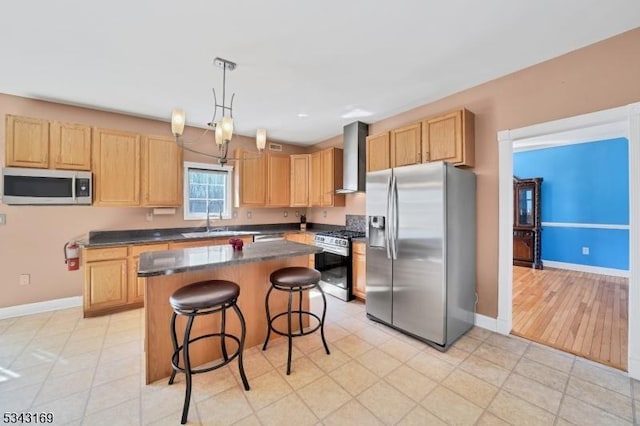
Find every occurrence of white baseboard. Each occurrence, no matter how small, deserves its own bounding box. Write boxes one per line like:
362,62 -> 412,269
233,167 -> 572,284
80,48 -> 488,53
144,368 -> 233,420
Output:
0,296 -> 82,320
542,260 -> 629,277
474,313 -> 498,332
628,355 -> 640,381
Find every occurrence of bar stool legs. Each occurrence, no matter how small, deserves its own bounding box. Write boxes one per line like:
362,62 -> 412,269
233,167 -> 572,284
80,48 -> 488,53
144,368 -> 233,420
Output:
168,280 -> 250,425
262,267 -> 330,375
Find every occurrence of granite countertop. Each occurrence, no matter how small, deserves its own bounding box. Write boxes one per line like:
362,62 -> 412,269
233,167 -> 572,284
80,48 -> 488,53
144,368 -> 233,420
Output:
138,240 -> 322,277
83,223 -> 343,248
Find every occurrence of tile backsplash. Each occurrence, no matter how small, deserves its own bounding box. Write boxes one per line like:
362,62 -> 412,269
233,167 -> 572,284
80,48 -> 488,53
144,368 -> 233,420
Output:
346,214 -> 366,232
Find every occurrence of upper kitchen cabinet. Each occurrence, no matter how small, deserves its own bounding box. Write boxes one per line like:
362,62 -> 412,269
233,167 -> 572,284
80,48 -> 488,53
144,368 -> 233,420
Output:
92,128 -> 141,206
235,148 -> 267,207
319,147 -> 345,207
366,132 -> 390,172
290,154 -> 310,207
422,108 -> 475,167
267,152 -> 291,207
309,151 -> 322,206
49,121 -> 92,170
141,135 -> 182,207
5,115 -> 50,168
391,122 -> 422,167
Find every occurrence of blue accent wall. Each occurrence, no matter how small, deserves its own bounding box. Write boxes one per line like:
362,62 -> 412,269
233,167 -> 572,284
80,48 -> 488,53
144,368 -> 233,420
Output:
514,138 -> 629,270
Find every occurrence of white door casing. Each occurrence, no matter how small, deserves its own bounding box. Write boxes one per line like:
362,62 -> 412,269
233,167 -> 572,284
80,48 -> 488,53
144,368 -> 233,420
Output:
497,102 -> 640,379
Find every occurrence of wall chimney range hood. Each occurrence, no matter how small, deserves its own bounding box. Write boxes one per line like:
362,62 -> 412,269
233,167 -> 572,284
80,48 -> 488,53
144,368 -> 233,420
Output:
336,121 -> 369,193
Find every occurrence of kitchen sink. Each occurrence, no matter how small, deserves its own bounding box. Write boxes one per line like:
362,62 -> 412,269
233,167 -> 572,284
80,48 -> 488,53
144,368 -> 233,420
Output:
181,230 -> 256,238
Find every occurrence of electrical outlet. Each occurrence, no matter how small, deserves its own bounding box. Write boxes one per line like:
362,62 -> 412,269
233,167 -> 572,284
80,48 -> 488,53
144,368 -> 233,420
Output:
284,211 -> 288,217
145,211 -> 153,222
247,211 -> 252,219
582,247 -> 590,255
295,211 -> 299,217
19,274 -> 30,286
0,213 -> 6,225
232,211 -> 238,219
323,210 -> 327,218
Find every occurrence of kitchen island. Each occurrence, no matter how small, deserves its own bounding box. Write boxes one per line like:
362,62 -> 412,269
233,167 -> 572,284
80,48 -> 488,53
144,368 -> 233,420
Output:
138,240 -> 322,384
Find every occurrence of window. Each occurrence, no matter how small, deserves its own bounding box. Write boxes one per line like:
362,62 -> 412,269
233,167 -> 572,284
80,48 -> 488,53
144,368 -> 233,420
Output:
183,161 -> 233,220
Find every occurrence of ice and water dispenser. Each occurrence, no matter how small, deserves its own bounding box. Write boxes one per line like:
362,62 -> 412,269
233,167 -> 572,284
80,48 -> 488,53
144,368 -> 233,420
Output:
368,216 -> 386,248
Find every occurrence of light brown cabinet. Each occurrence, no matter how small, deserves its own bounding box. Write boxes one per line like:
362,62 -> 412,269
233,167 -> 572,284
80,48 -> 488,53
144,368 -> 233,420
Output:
366,108 -> 475,172
422,109 -> 474,167
391,122 -> 422,167
49,121 -> 92,170
290,154 -> 310,207
83,246 -> 129,316
235,150 -> 292,207
141,135 -> 182,207
92,128 -> 141,206
310,147 -> 345,207
5,115 -> 50,168
352,241 -> 366,300
284,232 -> 315,267
235,149 -> 267,207
366,132 -> 390,172
83,236 -> 252,317
267,152 -> 291,207
5,115 -> 93,171
309,151 -> 322,206
127,243 -> 169,304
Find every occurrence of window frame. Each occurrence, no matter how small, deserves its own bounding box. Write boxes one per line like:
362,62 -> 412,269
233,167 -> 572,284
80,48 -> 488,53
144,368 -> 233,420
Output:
183,161 -> 233,221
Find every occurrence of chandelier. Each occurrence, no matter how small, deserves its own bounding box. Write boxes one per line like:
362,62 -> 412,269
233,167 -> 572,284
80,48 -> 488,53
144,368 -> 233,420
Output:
170,57 -> 266,165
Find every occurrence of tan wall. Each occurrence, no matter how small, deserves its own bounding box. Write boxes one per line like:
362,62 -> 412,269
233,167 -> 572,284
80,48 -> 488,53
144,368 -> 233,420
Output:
2,28 -> 639,313
312,28 -> 640,317
0,94 -> 307,308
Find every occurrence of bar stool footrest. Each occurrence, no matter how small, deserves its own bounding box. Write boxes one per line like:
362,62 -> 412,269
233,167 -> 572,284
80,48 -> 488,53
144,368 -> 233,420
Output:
171,333 -> 241,376
267,311 -> 323,338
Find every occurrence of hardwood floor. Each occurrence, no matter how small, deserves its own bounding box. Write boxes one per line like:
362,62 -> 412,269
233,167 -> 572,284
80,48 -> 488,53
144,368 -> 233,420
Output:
512,266 -> 628,371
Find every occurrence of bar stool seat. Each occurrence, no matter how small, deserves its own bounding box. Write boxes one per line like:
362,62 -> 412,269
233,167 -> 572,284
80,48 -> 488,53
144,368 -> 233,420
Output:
262,266 -> 330,374
169,279 -> 250,424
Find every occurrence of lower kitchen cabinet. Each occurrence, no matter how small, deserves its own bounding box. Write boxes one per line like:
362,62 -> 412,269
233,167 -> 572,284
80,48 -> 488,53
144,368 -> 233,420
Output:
127,243 -> 169,304
352,241 -> 366,300
83,246 -> 129,316
284,232 -> 315,267
83,237 -> 251,317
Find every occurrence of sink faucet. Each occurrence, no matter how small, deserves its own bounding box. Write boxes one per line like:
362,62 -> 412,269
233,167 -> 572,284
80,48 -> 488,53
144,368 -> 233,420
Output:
205,201 -> 212,232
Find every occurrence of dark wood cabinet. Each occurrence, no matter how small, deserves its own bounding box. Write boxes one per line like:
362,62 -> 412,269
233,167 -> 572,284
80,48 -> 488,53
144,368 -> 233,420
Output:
513,177 -> 543,269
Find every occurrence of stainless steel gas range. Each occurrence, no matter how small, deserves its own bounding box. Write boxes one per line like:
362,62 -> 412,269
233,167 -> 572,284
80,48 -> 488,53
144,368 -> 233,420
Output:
313,230 -> 365,301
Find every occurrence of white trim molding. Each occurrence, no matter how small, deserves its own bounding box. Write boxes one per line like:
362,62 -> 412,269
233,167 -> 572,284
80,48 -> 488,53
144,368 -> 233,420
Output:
474,313 -> 498,332
498,101 -> 640,380
541,222 -> 629,230
542,260 -> 629,278
0,296 -> 82,320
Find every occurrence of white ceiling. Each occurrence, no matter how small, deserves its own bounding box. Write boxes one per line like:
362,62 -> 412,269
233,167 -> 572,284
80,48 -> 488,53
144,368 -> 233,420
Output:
2,1 -> 639,145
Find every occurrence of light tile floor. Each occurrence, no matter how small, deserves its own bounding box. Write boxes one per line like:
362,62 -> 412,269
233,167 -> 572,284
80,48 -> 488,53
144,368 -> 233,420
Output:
1,292 -> 638,425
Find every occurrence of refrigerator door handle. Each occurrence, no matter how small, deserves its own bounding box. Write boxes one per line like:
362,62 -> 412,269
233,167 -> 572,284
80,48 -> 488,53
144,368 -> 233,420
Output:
385,175 -> 393,259
390,174 -> 399,260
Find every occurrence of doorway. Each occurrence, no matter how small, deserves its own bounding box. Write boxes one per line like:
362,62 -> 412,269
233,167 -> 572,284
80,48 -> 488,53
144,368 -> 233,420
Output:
510,137 -> 629,370
496,103 -> 640,379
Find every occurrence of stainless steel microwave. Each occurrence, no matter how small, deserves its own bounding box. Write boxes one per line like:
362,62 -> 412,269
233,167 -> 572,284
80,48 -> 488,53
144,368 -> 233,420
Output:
2,167 -> 92,205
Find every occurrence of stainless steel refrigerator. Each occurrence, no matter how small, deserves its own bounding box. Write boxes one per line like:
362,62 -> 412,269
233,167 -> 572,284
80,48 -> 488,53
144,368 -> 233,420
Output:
366,161 -> 476,350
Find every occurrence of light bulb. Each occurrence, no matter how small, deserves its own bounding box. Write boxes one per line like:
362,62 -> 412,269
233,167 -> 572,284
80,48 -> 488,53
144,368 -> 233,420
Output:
171,109 -> 185,137
221,116 -> 234,141
214,124 -> 224,146
256,129 -> 266,151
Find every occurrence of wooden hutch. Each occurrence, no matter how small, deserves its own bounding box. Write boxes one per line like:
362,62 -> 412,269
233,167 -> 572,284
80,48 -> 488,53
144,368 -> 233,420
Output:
513,177 -> 543,269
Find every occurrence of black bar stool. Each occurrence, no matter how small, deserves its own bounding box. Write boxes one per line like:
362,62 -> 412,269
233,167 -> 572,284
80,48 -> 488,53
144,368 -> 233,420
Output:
169,280 -> 250,424
262,266 -> 330,374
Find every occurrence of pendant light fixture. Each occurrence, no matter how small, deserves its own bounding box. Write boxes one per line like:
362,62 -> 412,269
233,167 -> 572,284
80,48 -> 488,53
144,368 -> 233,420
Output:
171,57 -> 266,164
